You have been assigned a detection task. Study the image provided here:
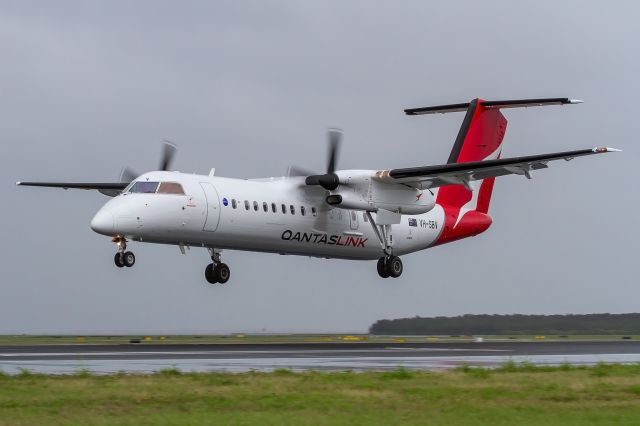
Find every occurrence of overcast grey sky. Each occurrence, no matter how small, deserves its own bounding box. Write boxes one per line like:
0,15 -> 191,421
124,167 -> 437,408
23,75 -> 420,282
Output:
1,1 -> 638,334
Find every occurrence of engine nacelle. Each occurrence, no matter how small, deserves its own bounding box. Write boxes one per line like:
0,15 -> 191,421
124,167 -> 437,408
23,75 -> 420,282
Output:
372,180 -> 435,214
326,170 -> 435,214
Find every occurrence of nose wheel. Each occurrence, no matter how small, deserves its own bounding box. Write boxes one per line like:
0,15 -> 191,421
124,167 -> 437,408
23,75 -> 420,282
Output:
113,237 -> 135,268
205,249 -> 230,284
114,251 -> 135,268
377,256 -> 403,278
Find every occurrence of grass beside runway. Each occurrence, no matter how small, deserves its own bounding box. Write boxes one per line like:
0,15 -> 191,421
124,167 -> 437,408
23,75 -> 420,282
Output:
1,363 -> 640,425
0,334 -> 637,346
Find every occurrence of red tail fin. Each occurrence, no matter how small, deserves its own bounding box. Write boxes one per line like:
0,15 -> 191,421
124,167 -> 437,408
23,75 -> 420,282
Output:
435,98 -> 507,245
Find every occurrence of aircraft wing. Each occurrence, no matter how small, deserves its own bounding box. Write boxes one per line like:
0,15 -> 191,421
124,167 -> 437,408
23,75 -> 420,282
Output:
374,147 -> 620,189
16,181 -> 129,197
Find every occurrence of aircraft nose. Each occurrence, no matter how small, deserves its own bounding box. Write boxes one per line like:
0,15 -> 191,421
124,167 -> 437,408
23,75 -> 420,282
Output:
90,209 -> 115,235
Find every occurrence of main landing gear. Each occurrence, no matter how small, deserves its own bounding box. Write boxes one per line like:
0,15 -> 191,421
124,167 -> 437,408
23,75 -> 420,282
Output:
205,249 -> 230,284
113,236 -> 135,268
377,256 -> 403,278
364,211 -> 403,279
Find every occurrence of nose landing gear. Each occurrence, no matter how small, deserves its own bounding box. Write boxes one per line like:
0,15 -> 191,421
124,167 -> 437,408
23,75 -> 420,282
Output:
113,236 -> 135,268
377,256 -> 403,278
205,249 -> 230,284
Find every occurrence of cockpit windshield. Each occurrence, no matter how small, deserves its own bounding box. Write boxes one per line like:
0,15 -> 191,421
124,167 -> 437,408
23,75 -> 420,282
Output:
129,181 -> 159,193
127,181 -> 185,195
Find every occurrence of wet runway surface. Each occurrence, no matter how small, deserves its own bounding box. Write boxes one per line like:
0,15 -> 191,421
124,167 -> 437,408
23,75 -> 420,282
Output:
2,341 -> 639,374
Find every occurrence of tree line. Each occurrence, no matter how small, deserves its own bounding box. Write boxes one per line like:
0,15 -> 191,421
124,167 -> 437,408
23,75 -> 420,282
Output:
369,313 -> 640,335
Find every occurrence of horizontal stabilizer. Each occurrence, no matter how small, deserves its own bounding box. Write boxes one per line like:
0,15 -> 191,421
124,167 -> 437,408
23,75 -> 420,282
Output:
405,98 -> 582,115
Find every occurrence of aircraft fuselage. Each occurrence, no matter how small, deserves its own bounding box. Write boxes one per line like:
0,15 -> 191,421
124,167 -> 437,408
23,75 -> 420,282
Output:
91,171 -> 446,260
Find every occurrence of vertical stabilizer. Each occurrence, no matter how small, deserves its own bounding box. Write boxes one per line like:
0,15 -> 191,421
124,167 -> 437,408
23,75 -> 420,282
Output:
435,98 -> 507,244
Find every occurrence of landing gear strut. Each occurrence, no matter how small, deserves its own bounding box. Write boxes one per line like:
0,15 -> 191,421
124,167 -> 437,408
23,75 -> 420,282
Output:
113,236 -> 135,268
205,249 -> 230,284
365,212 -> 403,279
377,256 -> 403,278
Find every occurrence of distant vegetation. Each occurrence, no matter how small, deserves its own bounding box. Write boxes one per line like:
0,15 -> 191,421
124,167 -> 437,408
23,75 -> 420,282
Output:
369,313 -> 640,335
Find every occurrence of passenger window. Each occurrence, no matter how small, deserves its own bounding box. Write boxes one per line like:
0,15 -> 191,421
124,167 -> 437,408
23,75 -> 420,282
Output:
232,199 -> 237,209
129,181 -> 159,193
157,182 -> 185,195
263,202 -> 268,212
271,203 -> 276,213
363,212 -> 368,222
244,200 -> 250,210
290,205 -> 295,215
253,201 -> 258,211
282,204 -> 286,214
311,207 -> 317,217
300,206 -> 306,216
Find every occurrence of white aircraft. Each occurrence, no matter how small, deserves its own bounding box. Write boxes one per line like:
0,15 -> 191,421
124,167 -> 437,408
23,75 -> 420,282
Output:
17,98 -> 618,284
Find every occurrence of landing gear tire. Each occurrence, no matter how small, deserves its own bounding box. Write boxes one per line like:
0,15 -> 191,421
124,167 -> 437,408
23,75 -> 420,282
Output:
205,249 -> 230,285
205,263 -> 218,284
114,253 -> 125,268
112,237 -> 132,269
377,256 -> 402,278
377,257 -> 390,278
215,263 -> 231,284
123,251 -> 135,268
386,256 -> 403,278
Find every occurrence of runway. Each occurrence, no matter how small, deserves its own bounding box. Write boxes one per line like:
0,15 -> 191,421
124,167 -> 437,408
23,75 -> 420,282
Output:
1,341 -> 639,374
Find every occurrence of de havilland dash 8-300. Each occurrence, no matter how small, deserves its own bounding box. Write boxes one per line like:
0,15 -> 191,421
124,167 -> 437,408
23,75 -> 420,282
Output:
17,98 -> 618,284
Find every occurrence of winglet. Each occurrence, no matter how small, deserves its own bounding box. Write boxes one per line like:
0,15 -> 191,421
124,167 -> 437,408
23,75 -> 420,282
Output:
15,181 -> 22,186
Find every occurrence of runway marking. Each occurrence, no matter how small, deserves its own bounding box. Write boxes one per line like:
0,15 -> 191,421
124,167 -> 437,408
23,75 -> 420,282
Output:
384,347 -> 509,352
0,348 -> 511,358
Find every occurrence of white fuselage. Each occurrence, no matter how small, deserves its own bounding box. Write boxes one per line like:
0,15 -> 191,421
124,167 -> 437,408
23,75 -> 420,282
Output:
90,171 -> 446,260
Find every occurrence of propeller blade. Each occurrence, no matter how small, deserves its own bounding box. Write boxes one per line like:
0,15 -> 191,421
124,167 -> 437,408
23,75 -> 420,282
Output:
304,128 -> 343,190
160,140 -> 177,171
119,167 -> 138,183
287,165 -> 317,177
327,128 -> 342,174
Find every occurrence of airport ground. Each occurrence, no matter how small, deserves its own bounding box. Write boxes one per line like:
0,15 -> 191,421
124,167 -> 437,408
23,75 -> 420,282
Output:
1,336 -> 639,425
2,336 -> 640,375
0,333 -> 637,346
1,363 -> 640,425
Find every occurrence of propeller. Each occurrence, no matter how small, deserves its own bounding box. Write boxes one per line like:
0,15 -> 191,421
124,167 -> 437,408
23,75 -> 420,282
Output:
159,139 -> 177,171
305,128 -> 342,190
119,167 -> 138,184
118,140 -> 178,185
287,165 -> 317,177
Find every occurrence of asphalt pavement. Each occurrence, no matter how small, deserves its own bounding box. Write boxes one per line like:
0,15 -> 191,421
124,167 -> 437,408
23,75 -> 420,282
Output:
1,341 -> 638,374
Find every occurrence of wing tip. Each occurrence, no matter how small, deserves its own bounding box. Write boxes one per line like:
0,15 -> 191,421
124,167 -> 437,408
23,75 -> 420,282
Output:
568,99 -> 584,104
593,146 -> 622,153
15,181 -> 22,186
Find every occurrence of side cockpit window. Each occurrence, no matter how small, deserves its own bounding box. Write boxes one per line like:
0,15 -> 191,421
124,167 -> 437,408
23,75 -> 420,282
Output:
129,181 -> 159,193
157,182 -> 185,195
